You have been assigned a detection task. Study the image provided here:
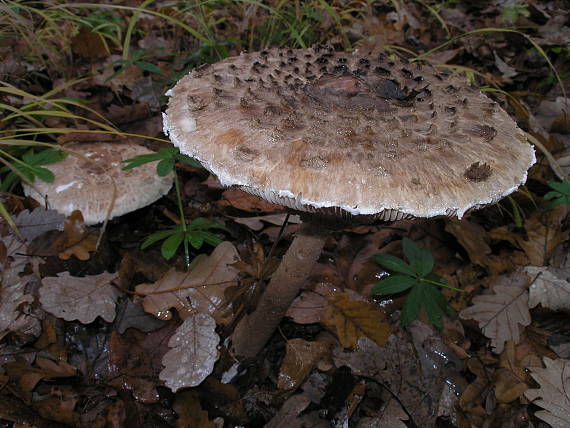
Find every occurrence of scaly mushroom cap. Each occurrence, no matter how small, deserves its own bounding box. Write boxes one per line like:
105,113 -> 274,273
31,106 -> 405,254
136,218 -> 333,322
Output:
23,143 -> 173,225
164,46 -> 535,221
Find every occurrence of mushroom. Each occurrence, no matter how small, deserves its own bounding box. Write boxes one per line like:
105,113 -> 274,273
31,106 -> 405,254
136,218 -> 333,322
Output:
23,142 -> 173,225
163,46 -> 535,358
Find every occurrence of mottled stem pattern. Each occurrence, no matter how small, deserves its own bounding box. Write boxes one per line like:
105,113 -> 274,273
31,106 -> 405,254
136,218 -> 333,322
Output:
231,222 -> 326,358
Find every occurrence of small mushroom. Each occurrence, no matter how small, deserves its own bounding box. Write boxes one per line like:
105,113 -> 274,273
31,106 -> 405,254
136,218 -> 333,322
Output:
163,47 -> 535,358
23,143 -> 173,225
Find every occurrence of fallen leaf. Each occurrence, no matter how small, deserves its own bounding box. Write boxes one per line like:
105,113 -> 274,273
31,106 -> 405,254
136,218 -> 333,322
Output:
159,313 -> 219,392
277,338 -> 330,391
53,211 -> 98,261
233,213 -> 301,231
173,390 -> 214,428
323,292 -> 391,348
490,206 -> 569,265
264,394 -> 311,428
136,241 -> 240,324
525,266 -> 570,311
445,218 -> 491,267
459,271 -> 531,353
356,399 -> 409,428
14,208 -> 65,242
459,357 -> 491,418
494,341 -> 530,403
217,188 -> 284,213
286,291 -> 326,324
0,236 -> 42,338
333,335 -> 446,427
525,357 -> 570,428
39,271 -> 120,323
71,27 -> 107,60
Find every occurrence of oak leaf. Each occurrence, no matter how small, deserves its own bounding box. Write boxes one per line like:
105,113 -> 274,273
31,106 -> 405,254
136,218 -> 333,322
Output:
323,292 -> 391,348
459,272 -> 530,353
53,211 -> 98,261
40,271 -> 120,323
0,236 -> 42,338
277,338 -> 330,391
160,313 -> 219,392
15,208 -> 65,242
525,266 -> 570,311
136,241 -> 239,324
524,357 -> 570,428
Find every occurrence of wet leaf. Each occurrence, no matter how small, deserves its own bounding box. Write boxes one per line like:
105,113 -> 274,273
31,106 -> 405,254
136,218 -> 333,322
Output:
323,292 -> 390,348
277,338 -> 330,391
525,266 -> 570,311
160,313 -> 219,392
136,241 -> 240,324
459,271 -> 531,353
525,357 -> 570,428
39,271 -> 120,323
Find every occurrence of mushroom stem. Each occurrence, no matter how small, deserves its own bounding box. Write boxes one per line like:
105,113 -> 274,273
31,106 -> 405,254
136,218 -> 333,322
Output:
231,221 -> 326,358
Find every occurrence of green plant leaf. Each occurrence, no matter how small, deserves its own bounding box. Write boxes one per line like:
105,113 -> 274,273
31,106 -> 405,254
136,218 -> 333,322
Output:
402,237 -> 433,277
157,157 -> 175,176
161,231 -> 185,260
188,217 -> 226,231
400,284 -> 423,326
141,228 -> 179,249
544,179 -> 570,209
32,166 -> 55,183
134,60 -> 163,75
373,253 -> 415,276
372,275 -> 417,295
176,153 -> 202,168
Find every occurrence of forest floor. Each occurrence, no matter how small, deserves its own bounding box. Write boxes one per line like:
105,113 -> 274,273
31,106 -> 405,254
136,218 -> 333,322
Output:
0,1 -> 569,427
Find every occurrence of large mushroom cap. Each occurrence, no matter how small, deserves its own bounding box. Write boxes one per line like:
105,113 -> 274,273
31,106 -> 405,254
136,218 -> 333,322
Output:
23,143 -> 173,225
164,46 -> 535,221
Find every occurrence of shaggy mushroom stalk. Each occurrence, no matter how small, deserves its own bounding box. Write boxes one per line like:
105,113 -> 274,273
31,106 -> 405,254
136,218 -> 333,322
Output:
231,221 -> 326,358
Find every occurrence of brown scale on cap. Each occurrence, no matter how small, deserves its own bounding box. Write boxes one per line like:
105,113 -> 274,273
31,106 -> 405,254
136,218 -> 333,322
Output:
164,47 -> 535,221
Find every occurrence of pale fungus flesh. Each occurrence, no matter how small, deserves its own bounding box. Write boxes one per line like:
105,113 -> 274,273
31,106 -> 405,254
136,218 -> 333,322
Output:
23,143 -> 173,225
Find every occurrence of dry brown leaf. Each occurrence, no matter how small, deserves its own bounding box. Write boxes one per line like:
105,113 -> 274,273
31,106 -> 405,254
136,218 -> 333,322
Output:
356,399 -> 409,428
286,291 -> 326,324
459,271 -> 531,353
217,188 -> 283,213
323,292 -> 390,348
233,213 -> 301,231
525,357 -> 570,428
445,218 -> 491,267
53,211 -> 98,261
525,266 -> 570,311
39,271 -> 120,323
489,206 -> 569,266
173,390 -> 214,428
494,341 -> 530,403
0,236 -> 42,338
136,241 -> 240,324
264,394 -> 312,428
277,338 -> 330,391
160,313 -> 219,392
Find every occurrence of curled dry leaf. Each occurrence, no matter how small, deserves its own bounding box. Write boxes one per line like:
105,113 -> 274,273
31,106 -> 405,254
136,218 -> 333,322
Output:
160,313 -> 219,392
525,266 -> 570,311
0,236 -> 41,338
277,338 -> 330,391
459,271 -> 531,353
445,218 -> 491,268
489,206 -> 569,266
233,213 -> 301,231
40,271 -> 120,323
323,292 -> 390,348
524,357 -> 570,428
53,211 -> 98,261
136,241 -> 240,324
